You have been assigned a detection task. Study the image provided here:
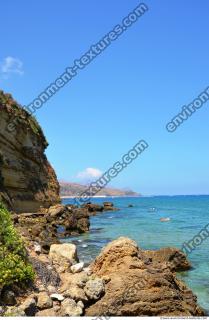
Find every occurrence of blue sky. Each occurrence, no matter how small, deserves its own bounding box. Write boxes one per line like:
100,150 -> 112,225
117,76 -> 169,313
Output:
0,0 -> 209,195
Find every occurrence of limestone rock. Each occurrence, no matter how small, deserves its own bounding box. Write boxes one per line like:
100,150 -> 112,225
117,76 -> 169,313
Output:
63,285 -> 88,302
48,205 -> 65,217
59,298 -> 83,316
49,243 -> 78,272
71,262 -> 84,274
143,247 -> 191,271
37,292 -> 53,309
60,272 -> 89,290
91,237 -> 139,276
85,237 -> 204,317
84,278 -> 105,300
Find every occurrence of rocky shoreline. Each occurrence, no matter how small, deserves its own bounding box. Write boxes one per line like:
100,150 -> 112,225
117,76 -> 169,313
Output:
0,228 -> 204,316
0,200 -> 206,316
11,201 -> 119,253
0,91 -> 205,316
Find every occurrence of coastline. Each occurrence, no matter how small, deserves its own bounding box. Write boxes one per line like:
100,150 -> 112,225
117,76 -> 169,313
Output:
60,195 -> 107,199
60,195 -> 141,199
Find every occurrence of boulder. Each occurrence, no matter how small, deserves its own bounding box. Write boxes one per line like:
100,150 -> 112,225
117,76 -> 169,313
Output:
59,298 -> 83,316
77,218 -> 90,232
63,285 -> 88,302
37,292 -> 53,310
83,203 -> 104,213
85,237 -> 204,316
91,237 -> 139,276
103,202 -> 119,211
60,272 -> 89,290
143,247 -> 191,272
48,205 -> 65,217
84,278 -> 105,301
49,243 -> 78,272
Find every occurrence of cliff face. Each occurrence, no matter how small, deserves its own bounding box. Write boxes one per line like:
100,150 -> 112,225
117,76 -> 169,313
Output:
0,90 -> 60,213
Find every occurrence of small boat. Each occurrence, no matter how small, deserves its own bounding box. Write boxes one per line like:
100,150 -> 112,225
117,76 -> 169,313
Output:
148,207 -> 156,212
160,217 -> 171,222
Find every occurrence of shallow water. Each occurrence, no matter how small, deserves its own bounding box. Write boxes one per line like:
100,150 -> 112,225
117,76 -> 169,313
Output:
62,195 -> 209,313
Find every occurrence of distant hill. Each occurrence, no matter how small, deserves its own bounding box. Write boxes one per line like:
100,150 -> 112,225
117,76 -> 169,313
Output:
60,182 -> 141,197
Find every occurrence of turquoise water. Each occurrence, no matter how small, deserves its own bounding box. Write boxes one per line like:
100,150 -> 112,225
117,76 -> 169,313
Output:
62,195 -> 209,313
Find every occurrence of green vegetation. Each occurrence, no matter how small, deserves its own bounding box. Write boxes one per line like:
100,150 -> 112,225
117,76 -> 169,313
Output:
0,90 -> 47,143
0,203 -> 35,288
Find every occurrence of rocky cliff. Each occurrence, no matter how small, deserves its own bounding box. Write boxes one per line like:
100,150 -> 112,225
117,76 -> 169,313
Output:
0,90 -> 60,213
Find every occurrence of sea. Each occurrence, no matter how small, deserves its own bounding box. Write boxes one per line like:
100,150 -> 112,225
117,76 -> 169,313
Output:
62,195 -> 209,314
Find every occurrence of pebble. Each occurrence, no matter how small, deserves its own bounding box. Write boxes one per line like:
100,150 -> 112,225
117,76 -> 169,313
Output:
50,294 -> 65,301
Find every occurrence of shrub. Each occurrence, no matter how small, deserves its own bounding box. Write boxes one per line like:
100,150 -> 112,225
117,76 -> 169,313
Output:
0,203 -> 35,288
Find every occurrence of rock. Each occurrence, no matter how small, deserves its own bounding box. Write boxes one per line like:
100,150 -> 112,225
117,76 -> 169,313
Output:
103,202 -> 114,207
84,278 -> 105,300
77,217 -> 90,232
128,204 -> 134,207
144,247 -> 191,271
160,217 -> 171,222
31,225 -> 43,237
53,305 -> 61,312
20,297 -> 37,316
49,243 -> 78,272
103,202 -> 119,211
0,90 -> 60,213
34,242 -> 42,254
91,237 -> 139,276
85,237 -> 204,316
4,306 -> 25,317
83,203 -> 104,213
83,267 -> 92,276
48,205 -> 65,217
29,256 -> 61,287
37,292 -> 53,309
63,285 -> 88,302
36,308 -> 57,316
1,290 -> 16,306
71,262 -> 84,274
77,300 -> 84,309
47,285 -> 57,294
50,293 -> 65,301
59,298 -> 83,316
14,203 -> 90,248
60,272 -> 89,290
